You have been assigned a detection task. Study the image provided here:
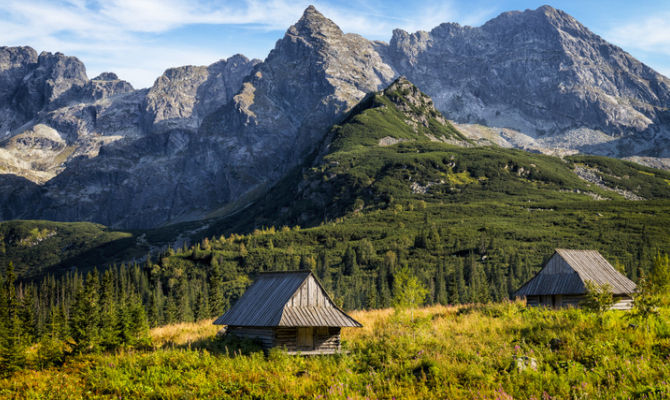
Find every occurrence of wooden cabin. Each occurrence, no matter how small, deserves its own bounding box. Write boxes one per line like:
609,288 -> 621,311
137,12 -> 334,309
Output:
213,270 -> 361,354
514,249 -> 637,310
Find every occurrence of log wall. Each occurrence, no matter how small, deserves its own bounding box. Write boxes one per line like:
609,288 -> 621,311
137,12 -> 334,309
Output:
227,327 -> 275,348
274,327 -> 340,352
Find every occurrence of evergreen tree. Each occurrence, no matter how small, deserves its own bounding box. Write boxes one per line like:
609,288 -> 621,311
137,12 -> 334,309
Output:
148,283 -> 164,327
377,264 -> 392,308
128,293 -> 150,347
343,246 -> 359,276
17,284 -> 37,343
163,296 -> 177,325
177,274 -> 193,322
194,281 -> 210,321
69,271 -> 100,352
435,262 -> 448,305
209,262 -> 224,317
652,252 -> 670,295
0,262 -> 26,373
99,269 -> 119,349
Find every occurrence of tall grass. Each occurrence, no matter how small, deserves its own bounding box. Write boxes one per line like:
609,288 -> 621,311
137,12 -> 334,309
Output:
2,303 -> 669,399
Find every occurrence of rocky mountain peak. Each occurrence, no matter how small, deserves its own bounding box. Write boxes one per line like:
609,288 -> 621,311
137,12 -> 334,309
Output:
289,5 -> 343,40
482,5 -> 589,39
383,76 -> 431,107
92,72 -> 119,81
380,76 -> 456,137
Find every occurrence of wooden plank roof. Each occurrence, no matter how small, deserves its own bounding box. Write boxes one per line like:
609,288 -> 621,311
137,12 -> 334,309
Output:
213,271 -> 362,327
514,249 -> 637,297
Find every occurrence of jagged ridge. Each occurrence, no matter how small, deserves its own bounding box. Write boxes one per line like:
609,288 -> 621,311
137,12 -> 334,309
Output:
1,5 -> 670,229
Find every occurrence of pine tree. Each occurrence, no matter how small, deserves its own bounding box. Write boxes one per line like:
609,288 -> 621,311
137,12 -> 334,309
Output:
449,265 -> 464,304
69,271 -> 100,352
428,225 -> 441,250
435,262 -> 448,305
209,262 -> 224,317
177,274 -> 193,322
0,262 -> 26,373
116,296 -> 132,345
99,269 -> 119,349
343,246 -> 358,276
148,283 -> 164,327
366,279 -> 378,309
163,296 -> 177,325
194,281 -> 210,321
378,265 -> 392,308
128,293 -> 150,347
17,284 -> 37,343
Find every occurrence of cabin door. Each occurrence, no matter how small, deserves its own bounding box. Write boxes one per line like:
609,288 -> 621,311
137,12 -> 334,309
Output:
297,327 -> 314,350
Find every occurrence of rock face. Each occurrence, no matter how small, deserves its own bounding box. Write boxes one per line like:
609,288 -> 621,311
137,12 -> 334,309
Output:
385,6 -> 670,157
144,54 -> 258,133
198,6 -> 396,203
1,5 -> 670,228
0,48 -> 260,227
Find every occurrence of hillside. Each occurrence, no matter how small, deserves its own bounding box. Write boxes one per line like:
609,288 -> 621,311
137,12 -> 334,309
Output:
205,77 -> 670,233
0,220 -> 133,278
2,303 -> 669,399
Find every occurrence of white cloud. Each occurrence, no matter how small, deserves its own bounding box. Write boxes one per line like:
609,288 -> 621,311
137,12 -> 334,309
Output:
317,0 -> 494,39
606,13 -> 670,55
0,0 -> 501,88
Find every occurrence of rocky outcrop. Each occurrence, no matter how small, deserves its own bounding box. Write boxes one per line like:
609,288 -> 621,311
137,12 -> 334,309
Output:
143,54 -> 259,133
13,51 -> 89,118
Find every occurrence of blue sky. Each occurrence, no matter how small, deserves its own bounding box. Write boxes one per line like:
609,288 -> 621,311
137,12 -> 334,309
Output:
1,0 -> 669,88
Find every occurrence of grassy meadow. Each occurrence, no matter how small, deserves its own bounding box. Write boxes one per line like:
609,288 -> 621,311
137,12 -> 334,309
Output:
2,302 -> 670,399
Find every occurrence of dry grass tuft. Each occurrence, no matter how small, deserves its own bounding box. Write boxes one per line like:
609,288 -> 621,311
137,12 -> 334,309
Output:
150,318 -> 220,347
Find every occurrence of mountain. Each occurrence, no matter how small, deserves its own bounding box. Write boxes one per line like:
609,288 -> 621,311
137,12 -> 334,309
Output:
0,50 -> 259,227
385,5 -> 670,160
201,76 -> 670,236
1,5 -> 670,229
5,77 -> 670,282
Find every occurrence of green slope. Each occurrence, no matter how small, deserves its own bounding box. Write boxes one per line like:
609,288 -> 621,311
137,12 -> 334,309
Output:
0,220 -> 133,278
210,77 -> 670,232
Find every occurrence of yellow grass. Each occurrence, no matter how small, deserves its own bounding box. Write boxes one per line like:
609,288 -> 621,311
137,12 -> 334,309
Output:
150,318 -> 220,347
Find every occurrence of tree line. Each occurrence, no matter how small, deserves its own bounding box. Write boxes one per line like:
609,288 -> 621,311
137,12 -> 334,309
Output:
0,220 -> 664,374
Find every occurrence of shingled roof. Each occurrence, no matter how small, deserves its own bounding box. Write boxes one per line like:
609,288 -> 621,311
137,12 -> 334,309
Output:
213,271 -> 362,327
514,249 -> 637,297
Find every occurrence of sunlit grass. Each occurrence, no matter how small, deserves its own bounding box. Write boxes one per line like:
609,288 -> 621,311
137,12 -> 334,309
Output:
2,302 -> 670,399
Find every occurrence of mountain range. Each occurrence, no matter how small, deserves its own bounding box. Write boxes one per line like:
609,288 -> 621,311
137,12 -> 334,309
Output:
1,5 -> 670,229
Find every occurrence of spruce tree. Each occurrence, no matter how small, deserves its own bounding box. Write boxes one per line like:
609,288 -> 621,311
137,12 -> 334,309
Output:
177,274 -> 193,322
17,284 -> 37,343
0,262 -> 26,373
128,293 -> 150,347
208,262 -> 224,317
343,246 -> 358,276
69,272 -> 101,352
99,269 -> 118,349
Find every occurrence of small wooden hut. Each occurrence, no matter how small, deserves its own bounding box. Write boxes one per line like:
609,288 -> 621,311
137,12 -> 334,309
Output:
514,249 -> 637,309
213,270 -> 361,354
